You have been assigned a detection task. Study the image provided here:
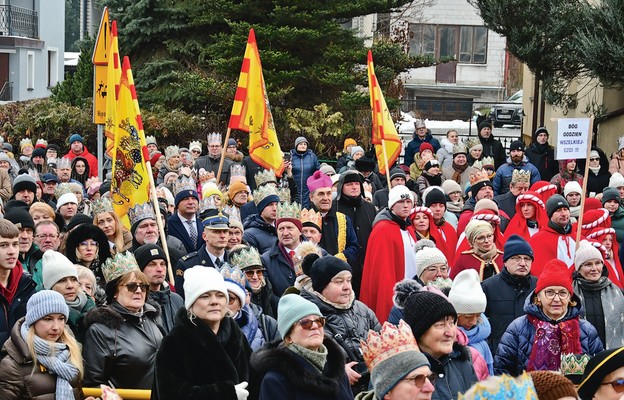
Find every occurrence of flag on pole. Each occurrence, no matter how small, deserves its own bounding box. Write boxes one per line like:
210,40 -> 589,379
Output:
104,20 -> 121,158
110,55 -> 151,228
228,28 -> 284,175
368,50 -> 401,174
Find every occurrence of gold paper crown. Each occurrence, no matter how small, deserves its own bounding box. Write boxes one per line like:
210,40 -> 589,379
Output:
254,169 -> 277,187
57,157 -> 72,169
480,157 -> 494,168
452,142 -> 468,155
277,187 -> 291,203
92,197 -> 114,216
145,135 -> 157,145
207,132 -> 222,144
174,176 -> 197,196
469,169 -> 491,186
458,372 -> 538,400
511,169 -> 531,184
361,320 -> 421,372
54,182 -> 73,200
466,137 -> 482,151
560,353 -> 590,376
230,246 -> 263,270
253,185 -> 279,206
35,138 -> 48,147
300,208 -> 322,228
128,202 -> 156,227
165,145 -> 179,159
277,202 -> 301,220
219,263 -> 246,288
102,252 -> 140,283
472,160 -> 483,170
20,138 -> 33,149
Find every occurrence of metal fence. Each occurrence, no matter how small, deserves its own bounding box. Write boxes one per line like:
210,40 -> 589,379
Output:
0,5 -> 38,38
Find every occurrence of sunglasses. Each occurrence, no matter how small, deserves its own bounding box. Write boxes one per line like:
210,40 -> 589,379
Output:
244,270 -> 264,278
123,283 -> 149,292
403,373 -> 438,388
590,157 -> 600,161
601,379 -> 624,393
295,317 -> 326,330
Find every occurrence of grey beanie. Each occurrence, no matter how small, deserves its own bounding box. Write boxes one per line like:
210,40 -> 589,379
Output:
25,290 -> 69,328
295,136 -> 308,147
545,194 -> 569,218
373,350 -> 429,398
350,146 -> 365,157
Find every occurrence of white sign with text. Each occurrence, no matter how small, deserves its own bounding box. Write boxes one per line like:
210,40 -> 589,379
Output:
556,118 -> 590,160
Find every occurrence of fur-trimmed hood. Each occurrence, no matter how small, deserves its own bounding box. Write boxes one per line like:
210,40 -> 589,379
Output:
83,300 -> 161,330
225,150 -> 244,162
65,223 -> 111,264
251,337 -> 347,397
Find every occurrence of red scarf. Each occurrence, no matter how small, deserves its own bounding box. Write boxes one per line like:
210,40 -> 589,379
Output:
526,314 -> 582,372
0,264 -> 23,304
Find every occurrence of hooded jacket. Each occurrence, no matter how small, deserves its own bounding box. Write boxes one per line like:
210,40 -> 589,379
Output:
403,131 -> 441,167
64,144 -> 98,178
148,286 -> 184,334
577,147 -> 611,196
550,160 -> 584,194
437,137 -> 455,169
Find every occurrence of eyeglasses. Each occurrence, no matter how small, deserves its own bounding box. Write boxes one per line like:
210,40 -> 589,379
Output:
601,379 -> 624,393
79,241 -> 99,248
543,289 -> 570,300
508,255 -> 532,263
424,265 -> 449,274
474,233 -> 494,243
295,317 -> 326,330
244,270 -> 264,278
403,373 -> 438,388
123,283 -> 149,292
35,234 -> 59,240
590,157 -> 600,161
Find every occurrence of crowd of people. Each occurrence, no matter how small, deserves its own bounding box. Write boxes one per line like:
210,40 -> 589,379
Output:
0,124 -> 623,400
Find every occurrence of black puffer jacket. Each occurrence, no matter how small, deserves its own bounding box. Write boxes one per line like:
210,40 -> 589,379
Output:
426,343 -> 478,400
478,133 -> 506,170
243,214 -> 278,255
301,290 -> 380,363
149,286 -> 184,334
82,301 -> 164,389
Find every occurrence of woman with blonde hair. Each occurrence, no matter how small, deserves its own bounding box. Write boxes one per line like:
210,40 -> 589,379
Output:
0,290 -> 89,399
28,202 -> 55,224
92,198 -> 132,254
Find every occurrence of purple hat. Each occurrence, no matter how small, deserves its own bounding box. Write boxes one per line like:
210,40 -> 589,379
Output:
307,170 -> 333,193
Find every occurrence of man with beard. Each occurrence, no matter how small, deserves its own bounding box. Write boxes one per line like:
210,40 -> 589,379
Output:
529,195 -> 577,274
476,121 -> 506,169
307,170 -> 359,265
442,142 -> 477,189
167,182 -> 203,254
525,127 -> 558,182
493,140 -> 540,196
333,170 -> 376,296
493,169 -> 531,219
193,132 -> 232,185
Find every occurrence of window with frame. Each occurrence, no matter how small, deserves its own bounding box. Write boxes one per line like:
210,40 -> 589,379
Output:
408,24 -> 435,57
459,26 -> 487,64
408,24 -> 488,64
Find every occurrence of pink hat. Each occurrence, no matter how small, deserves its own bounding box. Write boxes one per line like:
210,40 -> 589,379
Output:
307,170 -> 332,193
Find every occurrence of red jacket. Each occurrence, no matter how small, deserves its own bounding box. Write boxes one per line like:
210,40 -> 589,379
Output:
529,224 -> 577,276
64,145 -> 98,177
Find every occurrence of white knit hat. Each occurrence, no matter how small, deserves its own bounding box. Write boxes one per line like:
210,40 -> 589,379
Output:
42,250 -> 78,290
388,185 -> 413,209
414,239 -> 448,279
183,266 -> 229,310
609,172 -> 624,188
574,240 -> 604,271
56,192 -> 78,211
448,269 -> 486,314
564,181 -> 583,197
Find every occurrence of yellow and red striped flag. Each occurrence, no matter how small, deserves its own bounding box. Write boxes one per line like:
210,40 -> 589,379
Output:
104,20 -> 121,158
229,29 -> 284,176
110,55 -> 150,228
368,50 -> 401,174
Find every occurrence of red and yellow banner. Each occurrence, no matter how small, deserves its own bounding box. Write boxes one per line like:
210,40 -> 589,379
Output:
368,50 -> 401,174
229,29 -> 284,175
104,20 -> 121,158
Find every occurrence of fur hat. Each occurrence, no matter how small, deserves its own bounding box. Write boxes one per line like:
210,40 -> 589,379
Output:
65,224 -> 111,265
184,266 -> 229,310
24,290 -> 69,328
42,250 -> 78,290
448,269 -> 486,314
277,294 -> 322,338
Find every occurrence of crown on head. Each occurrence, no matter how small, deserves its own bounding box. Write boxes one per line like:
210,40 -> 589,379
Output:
253,185 -> 279,206
457,372 -> 538,400
255,169 -> 277,187
276,187 -> 291,203
165,145 -> 179,159
128,202 -> 156,227
230,246 -> 263,270
469,169 -> 491,186
145,135 -> 157,146
199,196 -> 221,213
102,252 -> 140,283
277,202 -> 301,220
511,169 -> 531,184
35,138 -> 48,147
466,138 -> 482,151
427,277 -> 454,290
560,353 -> 591,376
361,320 -> 421,372
54,182 -> 73,200
300,208 -> 322,228
57,157 -> 72,169
481,156 -> 495,168
174,176 -> 197,196
207,132 -> 222,145
92,197 -> 114,216
219,263 -> 246,288
20,138 -> 33,149
230,164 -> 246,178
452,142 -> 467,155
472,160 -> 482,170
189,140 -> 201,150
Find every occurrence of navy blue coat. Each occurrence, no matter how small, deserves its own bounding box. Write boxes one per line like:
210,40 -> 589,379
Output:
426,344 -> 478,400
261,242 -> 296,298
174,245 -> 229,299
494,292 -> 604,376
243,214 -> 278,255
403,132 -> 441,167
0,271 -> 36,346
291,149 -> 320,209
492,156 -> 541,195
167,213 -> 204,254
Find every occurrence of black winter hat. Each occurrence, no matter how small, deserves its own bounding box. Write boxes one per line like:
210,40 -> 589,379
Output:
66,213 -> 93,231
355,156 -> 376,173
546,194 -> 569,218
424,187 -> 446,208
503,234 -> 534,262
4,208 -> 34,230
3,199 -> 30,213
309,255 -> 352,293
509,140 -> 526,152
32,147 -> 46,159
578,347 -> 624,400
602,187 -> 620,206
478,121 -> 492,133
134,244 -> 167,271
12,173 -> 37,195
402,291 -> 457,340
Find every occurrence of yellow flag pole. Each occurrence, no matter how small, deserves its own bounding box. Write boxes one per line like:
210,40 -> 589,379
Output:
216,128 -> 232,184
381,139 -> 392,189
575,116 -> 595,248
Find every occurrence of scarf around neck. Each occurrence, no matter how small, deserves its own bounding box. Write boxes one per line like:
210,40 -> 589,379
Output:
313,289 -> 355,310
452,161 -> 468,183
20,322 -> 79,399
526,314 -> 582,372
66,291 -> 88,312
288,342 -> 328,372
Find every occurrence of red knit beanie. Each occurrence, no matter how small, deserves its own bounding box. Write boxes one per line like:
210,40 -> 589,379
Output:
535,259 -> 573,294
419,142 -> 434,155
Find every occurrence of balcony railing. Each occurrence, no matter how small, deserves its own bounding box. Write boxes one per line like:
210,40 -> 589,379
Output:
0,5 -> 38,39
